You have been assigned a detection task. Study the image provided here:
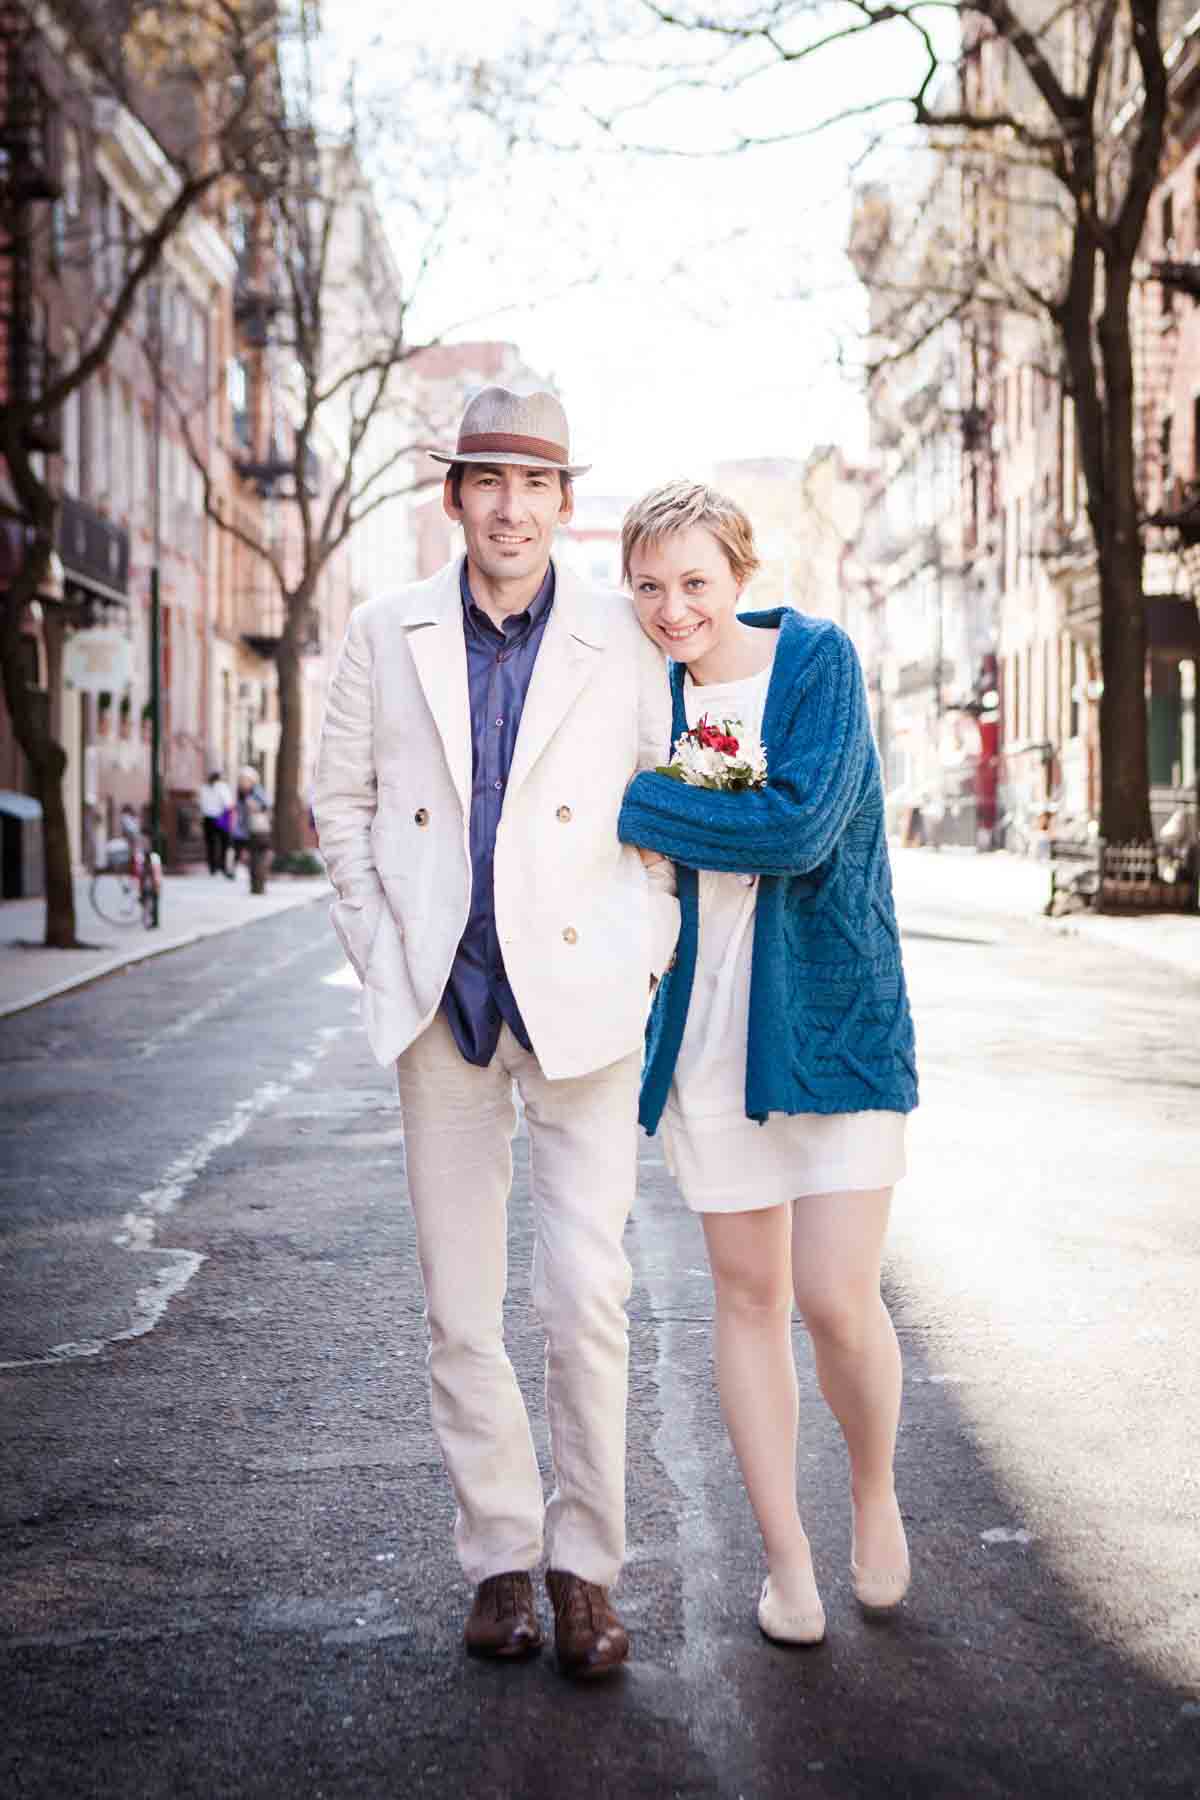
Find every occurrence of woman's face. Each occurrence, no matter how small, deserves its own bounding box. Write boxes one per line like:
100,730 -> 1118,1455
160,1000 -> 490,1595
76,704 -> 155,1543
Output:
628,525 -> 741,668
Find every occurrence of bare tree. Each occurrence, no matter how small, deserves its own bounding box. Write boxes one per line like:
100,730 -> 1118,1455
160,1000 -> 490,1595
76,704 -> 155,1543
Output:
1,0 -> 277,945
568,0 -> 1183,845
162,6 -> 588,856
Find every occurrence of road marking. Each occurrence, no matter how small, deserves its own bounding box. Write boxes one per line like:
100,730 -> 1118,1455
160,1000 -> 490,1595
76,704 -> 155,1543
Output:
0,1024 -> 346,1371
135,938 -> 333,1060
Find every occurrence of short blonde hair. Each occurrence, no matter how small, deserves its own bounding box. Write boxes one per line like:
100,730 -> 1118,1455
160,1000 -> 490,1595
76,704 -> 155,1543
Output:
621,481 -> 761,588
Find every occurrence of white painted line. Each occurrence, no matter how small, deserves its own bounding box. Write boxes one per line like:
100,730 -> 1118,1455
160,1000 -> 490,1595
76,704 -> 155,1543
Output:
135,937 -> 329,1060
0,1023 -> 347,1371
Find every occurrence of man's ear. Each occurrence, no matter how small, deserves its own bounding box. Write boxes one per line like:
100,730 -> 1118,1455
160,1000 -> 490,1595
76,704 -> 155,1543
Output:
558,486 -> 575,527
442,473 -> 462,524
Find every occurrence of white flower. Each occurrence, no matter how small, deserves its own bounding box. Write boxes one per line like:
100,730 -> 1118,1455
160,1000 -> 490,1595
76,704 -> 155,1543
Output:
658,715 -> 768,791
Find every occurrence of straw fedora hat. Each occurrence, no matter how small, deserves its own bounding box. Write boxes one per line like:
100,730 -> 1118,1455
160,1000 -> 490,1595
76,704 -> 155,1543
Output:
430,386 -> 591,475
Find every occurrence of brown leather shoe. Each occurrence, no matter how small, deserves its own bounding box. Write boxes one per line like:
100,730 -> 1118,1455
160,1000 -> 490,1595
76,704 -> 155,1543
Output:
463,1571 -> 543,1661
545,1569 -> 630,1679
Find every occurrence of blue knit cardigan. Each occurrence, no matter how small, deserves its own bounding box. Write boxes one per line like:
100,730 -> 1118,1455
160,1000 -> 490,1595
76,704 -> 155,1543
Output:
618,607 -> 918,1134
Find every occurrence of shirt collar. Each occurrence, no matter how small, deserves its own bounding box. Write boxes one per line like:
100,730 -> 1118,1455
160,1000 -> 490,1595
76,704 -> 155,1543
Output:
460,559 -> 555,641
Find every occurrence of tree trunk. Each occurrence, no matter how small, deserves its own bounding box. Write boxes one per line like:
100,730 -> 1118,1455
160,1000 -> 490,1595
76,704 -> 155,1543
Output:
272,600 -> 310,858
1095,525 -> 1152,843
1096,258 -> 1154,845
0,544 -> 79,947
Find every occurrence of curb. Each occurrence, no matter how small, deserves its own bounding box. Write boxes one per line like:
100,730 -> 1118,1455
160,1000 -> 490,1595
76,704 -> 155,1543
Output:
0,888 -> 331,1021
1043,910 -> 1200,980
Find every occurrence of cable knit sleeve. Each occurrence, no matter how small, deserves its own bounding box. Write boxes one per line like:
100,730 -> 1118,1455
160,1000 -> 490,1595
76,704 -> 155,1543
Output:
618,627 -> 872,876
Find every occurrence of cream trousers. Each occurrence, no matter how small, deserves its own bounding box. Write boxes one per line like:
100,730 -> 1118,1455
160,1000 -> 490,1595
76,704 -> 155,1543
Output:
395,1011 -> 639,1587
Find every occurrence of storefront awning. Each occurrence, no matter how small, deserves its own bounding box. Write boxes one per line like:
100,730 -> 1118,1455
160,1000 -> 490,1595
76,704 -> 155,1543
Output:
1145,595 -> 1200,656
57,496 -> 129,605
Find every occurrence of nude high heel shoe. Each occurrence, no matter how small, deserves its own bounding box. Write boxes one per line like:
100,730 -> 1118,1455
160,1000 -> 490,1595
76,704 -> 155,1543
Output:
851,1532 -> 911,1613
850,1488 -> 911,1614
757,1574 -> 827,1646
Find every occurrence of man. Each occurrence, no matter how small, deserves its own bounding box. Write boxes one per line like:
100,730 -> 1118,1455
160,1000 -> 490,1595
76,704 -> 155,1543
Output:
313,388 -> 678,1678
199,768 -> 234,878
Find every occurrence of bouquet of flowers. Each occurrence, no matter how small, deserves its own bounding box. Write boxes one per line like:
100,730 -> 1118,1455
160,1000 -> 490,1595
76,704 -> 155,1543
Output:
656,715 -> 768,792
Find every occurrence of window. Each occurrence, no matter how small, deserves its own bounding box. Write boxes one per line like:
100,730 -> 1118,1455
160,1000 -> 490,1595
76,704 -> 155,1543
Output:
132,401 -> 145,527
1162,413 -> 1174,493
61,331 -> 81,494
1069,642 -> 1082,740
1162,193 -> 1176,315
90,376 -> 111,505
1010,652 -> 1020,741
228,200 -> 248,262
62,122 -> 81,219
114,380 -> 132,519
144,404 -> 157,521
228,356 -> 249,448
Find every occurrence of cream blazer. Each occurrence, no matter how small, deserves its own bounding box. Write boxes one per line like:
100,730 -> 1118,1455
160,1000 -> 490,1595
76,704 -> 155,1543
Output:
313,555 -> 681,1079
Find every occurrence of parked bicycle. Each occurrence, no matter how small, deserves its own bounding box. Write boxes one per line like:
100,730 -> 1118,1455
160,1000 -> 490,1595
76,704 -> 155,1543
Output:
90,808 -> 162,928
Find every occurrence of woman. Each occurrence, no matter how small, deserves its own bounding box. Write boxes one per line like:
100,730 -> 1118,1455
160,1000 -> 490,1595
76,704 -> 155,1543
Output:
232,766 -> 270,876
617,482 -> 918,1646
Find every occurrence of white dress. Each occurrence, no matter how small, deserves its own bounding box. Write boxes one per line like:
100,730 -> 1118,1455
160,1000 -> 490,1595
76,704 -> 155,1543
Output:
659,658 -> 907,1215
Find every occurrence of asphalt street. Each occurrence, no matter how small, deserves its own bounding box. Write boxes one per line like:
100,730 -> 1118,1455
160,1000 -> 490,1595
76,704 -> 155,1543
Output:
0,858 -> 1197,1798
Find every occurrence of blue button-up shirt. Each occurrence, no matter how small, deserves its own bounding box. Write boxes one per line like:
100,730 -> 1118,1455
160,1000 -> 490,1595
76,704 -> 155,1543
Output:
441,559 -> 556,1067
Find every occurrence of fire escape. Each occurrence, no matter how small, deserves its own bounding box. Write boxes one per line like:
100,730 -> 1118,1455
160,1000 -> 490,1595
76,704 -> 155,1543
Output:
0,5 -> 64,477
231,231 -> 320,662
1141,259 -> 1200,564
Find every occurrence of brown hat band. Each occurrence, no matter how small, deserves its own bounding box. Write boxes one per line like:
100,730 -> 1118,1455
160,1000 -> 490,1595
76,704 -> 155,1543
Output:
456,431 -> 568,464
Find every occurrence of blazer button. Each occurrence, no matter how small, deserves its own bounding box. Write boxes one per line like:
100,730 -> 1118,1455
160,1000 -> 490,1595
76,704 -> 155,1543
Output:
562,926 -> 578,945
414,808 -> 429,826
556,805 -> 572,822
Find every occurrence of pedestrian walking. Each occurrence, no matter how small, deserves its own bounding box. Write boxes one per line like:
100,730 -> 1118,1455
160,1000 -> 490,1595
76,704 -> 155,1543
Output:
617,481 -> 919,1647
313,388 -> 679,1678
233,766 -> 271,894
199,769 -> 234,878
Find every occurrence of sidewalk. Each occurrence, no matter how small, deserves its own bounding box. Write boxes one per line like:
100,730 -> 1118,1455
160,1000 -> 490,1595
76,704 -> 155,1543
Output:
0,865 -> 332,1018
891,843 -> 1200,981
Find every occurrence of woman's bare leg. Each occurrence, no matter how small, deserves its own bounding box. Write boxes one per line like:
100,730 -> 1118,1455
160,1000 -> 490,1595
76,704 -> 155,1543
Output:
790,1187 -> 907,1575
701,1205 -> 820,1606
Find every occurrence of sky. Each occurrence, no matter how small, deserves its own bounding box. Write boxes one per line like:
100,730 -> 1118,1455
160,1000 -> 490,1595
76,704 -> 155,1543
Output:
318,0 -> 957,495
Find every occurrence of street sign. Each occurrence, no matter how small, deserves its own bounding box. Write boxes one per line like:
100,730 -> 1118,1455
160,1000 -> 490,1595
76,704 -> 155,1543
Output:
63,628 -> 133,695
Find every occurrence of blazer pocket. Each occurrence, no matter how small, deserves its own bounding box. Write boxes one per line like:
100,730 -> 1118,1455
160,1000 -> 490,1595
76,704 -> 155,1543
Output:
330,893 -> 386,982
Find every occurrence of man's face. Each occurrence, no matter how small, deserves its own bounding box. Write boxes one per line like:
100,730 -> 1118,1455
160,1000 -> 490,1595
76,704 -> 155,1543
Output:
444,463 -> 573,594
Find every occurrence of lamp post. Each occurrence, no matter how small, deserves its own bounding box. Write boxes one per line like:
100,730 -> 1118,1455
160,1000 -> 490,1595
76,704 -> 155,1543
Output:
147,282 -> 163,927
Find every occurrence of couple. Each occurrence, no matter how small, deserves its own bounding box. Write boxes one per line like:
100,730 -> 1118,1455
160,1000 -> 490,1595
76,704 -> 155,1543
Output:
313,388 -> 918,1679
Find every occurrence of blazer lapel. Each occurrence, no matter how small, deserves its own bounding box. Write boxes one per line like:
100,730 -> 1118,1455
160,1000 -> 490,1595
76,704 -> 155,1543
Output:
403,558 -> 472,819
506,560 -> 607,797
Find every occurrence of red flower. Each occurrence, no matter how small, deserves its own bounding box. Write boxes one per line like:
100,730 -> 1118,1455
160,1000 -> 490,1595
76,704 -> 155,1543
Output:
692,716 -> 739,756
